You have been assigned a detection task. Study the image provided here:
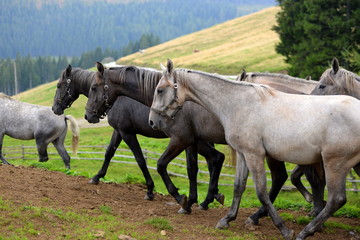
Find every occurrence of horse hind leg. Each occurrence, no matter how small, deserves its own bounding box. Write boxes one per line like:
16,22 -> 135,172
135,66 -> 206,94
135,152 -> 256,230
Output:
197,141 -> 225,210
122,132 -> 155,201
52,138 -> 71,169
90,130 -> 122,184
36,138 -> 49,163
291,165 -> 314,203
297,163 -> 349,240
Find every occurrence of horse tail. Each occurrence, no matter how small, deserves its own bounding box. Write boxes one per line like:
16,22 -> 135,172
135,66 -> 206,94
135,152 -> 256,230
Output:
227,146 -> 237,167
65,115 -> 80,155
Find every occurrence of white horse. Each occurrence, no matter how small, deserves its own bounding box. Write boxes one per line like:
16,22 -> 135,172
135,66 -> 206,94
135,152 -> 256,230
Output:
0,93 -> 79,168
149,59 -> 360,240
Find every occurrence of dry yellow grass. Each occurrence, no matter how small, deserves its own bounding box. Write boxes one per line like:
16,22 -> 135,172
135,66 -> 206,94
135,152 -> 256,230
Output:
119,6 -> 287,74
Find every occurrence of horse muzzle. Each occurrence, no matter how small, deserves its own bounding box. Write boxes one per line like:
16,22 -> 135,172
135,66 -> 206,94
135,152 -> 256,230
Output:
148,110 -> 165,130
84,113 -> 100,124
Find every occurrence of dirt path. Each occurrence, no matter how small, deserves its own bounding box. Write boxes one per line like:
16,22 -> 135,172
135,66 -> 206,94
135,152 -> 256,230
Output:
0,164 -> 358,240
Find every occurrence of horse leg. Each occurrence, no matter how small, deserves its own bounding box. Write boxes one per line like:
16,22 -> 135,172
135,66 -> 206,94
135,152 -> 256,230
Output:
353,162 -> 360,176
157,138 -> 190,210
246,153 -> 294,239
216,152 -> 249,229
178,143 -> 198,214
122,132 -> 155,201
197,141 -> 225,210
296,163 -> 350,240
291,165 -> 314,203
0,133 -> 11,165
247,157 -> 288,225
90,130 -> 122,185
35,137 -> 49,163
52,137 -> 71,169
303,163 -> 326,216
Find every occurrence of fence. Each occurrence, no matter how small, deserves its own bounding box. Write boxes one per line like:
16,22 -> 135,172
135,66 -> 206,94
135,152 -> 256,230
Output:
3,144 -> 359,192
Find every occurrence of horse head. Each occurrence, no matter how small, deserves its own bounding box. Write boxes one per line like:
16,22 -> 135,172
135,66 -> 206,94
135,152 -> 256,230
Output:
52,65 -> 80,115
85,62 -> 115,123
311,57 -> 360,98
149,59 -> 185,130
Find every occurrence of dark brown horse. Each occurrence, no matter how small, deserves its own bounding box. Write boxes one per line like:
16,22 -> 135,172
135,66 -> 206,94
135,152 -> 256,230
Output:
52,65 -> 225,213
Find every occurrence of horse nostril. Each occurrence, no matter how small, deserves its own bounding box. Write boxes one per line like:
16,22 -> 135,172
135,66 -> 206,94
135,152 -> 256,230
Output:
84,114 -> 88,120
149,120 -> 154,127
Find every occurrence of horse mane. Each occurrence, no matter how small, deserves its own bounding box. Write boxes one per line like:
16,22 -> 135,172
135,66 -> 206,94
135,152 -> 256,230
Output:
320,67 -> 360,93
107,66 -> 162,95
175,68 -> 275,100
69,68 -> 96,83
245,72 -> 318,85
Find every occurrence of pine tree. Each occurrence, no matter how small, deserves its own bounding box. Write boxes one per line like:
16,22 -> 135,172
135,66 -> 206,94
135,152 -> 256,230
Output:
274,0 -> 360,79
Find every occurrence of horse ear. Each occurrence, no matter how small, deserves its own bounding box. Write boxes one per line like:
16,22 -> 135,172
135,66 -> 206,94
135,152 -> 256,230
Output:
65,65 -> 72,77
239,69 -> 247,81
305,75 -> 311,80
167,59 -> 174,74
96,62 -> 105,75
332,57 -> 339,74
160,62 -> 166,71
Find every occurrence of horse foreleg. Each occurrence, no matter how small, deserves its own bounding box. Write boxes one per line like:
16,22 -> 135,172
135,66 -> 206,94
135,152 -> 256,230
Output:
247,157 -> 287,225
122,132 -> 155,201
216,152 -> 248,229
0,133 -> 10,165
291,165 -> 313,203
90,130 -> 122,185
157,138 -> 189,210
246,153 -> 294,240
52,138 -> 71,169
198,141 -> 225,210
178,143 -> 198,214
304,163 -> 326,216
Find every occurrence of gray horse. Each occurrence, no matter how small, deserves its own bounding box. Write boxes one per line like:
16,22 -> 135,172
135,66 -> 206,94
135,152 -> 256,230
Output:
0,93 -> 79,168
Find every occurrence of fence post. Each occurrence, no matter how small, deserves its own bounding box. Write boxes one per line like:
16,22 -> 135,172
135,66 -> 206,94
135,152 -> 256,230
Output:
22,145 -> 25,160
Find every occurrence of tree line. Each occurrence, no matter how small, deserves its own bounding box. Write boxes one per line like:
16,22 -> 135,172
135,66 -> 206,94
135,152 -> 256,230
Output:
274,0 -> 360,79
0,0 -> 274,58
0,33 -> 160,95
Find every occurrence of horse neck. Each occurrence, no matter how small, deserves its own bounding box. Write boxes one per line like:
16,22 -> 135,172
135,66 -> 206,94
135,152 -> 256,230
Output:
179,71 -> 246,124
248,73 -> 316,94
112,68 -> 162,107
72,69 -> 95,97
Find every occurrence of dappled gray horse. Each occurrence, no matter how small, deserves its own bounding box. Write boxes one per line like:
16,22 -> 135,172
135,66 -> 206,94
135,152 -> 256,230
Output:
150,59 -> 360,240
0,93 -> 79,168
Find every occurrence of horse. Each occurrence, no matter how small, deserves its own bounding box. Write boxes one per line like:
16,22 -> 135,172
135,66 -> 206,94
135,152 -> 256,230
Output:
238,70 -> 328,219
311,58 -> 360,177
150,59 -> 360,240
53,65 -> 225,213
0,93 -> 79,169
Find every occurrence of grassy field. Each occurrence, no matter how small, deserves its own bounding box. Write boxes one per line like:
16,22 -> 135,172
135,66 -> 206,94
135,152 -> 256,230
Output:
119,7 -> 287,75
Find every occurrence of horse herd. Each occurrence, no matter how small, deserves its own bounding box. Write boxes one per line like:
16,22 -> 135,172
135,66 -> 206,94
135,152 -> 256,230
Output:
1,57 -> 359,239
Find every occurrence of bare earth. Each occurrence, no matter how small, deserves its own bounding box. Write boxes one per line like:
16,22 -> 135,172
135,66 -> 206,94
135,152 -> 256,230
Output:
0,164 -> 359,240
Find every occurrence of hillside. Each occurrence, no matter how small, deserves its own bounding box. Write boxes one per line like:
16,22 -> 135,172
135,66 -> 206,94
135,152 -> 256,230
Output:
14,6 -> 286,110
118,6 -> 286,75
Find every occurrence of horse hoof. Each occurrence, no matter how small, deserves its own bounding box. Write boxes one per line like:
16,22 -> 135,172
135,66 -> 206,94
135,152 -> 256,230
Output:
215,193 -> 225,205
179,195 -> 188,209
88,178 -> 99,185
244,217 -> 257,226
285,230 -> 295,240
198,204 -> 208,210
216,218 -> 230,229
178,207 -> 191,214
144,193 -> 154,201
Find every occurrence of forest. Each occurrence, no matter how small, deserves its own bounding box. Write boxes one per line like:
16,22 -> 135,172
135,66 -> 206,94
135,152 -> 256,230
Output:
0,0 -> 275,95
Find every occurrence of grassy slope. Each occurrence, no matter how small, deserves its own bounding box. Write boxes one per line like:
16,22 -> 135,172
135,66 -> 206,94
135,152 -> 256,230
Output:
119,6 -> 286,74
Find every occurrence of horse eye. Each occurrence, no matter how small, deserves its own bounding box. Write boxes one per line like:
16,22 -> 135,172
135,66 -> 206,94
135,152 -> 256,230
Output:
319,85 -> 326,89
57,83 -> 61,88
157,88 -> 164,95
